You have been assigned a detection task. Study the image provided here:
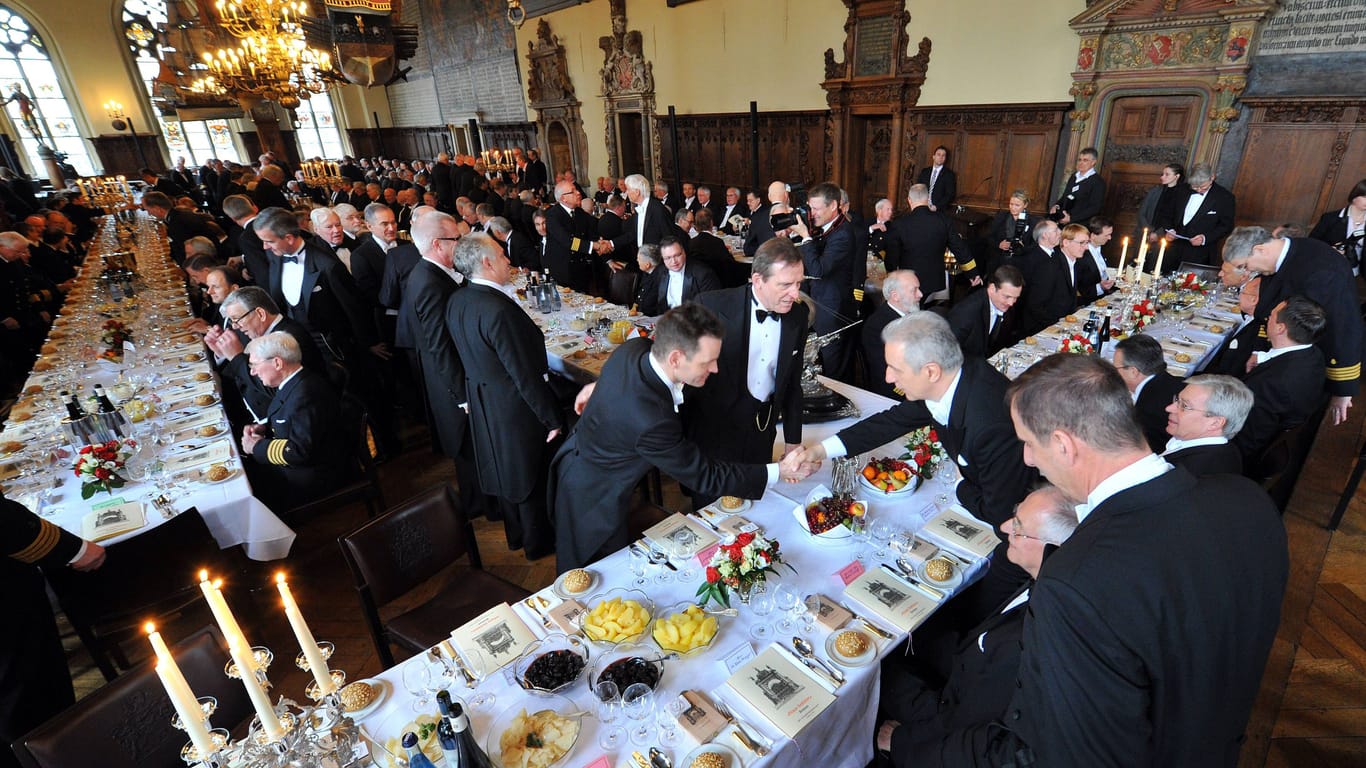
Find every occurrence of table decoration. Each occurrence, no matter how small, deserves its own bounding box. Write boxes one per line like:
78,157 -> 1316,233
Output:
1060,334 -> 1095,355
899,426 -> 948,481
697,531 -> 793,607
72,438 -> 135,498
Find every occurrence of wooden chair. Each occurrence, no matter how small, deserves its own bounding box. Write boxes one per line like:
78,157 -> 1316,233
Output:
12,626 -> 252,768
1249,399 -> 1328,512
607,268 -> 640,308
283,395 -> 385,523
43,509 -> 244,681
337,484 -> 530,668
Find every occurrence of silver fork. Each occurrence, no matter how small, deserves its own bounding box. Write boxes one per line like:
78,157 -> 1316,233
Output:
712,697 -> 770,756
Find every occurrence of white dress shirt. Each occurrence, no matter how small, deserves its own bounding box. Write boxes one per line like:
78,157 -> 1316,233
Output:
280,245 -> 307,307
1073,453 -> 1173,523
636,200 -> 648,246
1131,374 -> 1154,404
747,297 -> 781,402
1087,244 -> 1109,296
422,255 -> 464,285
1254,342 -> 1313,366
821,367 -> 963,461
1182,189 -> 1207,226
665,268 -> 685,308
1162,435 -> 1228,455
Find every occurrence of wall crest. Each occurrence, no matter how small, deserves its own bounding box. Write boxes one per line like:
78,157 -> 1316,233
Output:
525,18 -> 589,179
597,0 -> 657,178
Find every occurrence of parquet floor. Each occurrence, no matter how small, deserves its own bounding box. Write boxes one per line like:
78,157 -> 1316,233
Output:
59,406 -> 1366,767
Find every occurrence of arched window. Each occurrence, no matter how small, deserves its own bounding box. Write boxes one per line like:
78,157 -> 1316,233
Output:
0,3 -> 96,176
293,91 -> 345,160
122,0 -> 241,166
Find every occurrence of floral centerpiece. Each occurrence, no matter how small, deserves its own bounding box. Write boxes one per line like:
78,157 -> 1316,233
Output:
1130,299 -> 1157,332
73,439 -> 136,498
900,425 -> 948,481
100,319 -> 132,361
1177,272 -> 1209,294
1060,334 -> 1095,355
697,532 -> 795,607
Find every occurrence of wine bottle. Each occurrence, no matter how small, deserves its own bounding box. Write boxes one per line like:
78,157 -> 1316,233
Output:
446,699 -> 496,768
93,385 -> 117,414
434,691 -> 461,766
63,391 -> 87,420
400,732 -> 438,768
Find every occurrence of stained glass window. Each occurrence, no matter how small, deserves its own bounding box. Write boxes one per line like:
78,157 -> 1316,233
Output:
0,4 -> 96,176
293,90 -> 345,161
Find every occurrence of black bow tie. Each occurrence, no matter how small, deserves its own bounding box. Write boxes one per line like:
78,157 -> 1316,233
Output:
755,308 -> 778,323
280,254 -> 299,264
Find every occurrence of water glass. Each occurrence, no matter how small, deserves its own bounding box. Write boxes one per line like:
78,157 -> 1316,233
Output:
774,584 -> 801,635
401,661 -> 432,713
658,694 -> 688,747
668,537 -> 698,583
629,546 -> 651,588
462,648 -> 498,712
748,591 -> 775,641
621,682 -> 655,746
800,595 -> 821,635
647,545 -> 673,585
593,680 -> 626,751
870,518 -> 896,561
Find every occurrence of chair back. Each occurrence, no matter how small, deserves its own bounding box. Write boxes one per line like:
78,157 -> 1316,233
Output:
607,268 -> 640,307
337,484 -> 478,608
1254,397 -> 1328,511
13,626 -> 251,768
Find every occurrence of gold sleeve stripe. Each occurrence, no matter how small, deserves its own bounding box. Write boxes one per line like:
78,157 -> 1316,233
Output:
1326,364 -> 1361,382
13,519 -> 61,564
852,289 -> 865,302
959,259 -> 977,272
1258,327 -> 1267,338
571,237 -> 583,252
267,439 -> 290,466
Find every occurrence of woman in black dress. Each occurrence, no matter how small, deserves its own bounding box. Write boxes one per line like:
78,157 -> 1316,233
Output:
1137,162 -> 1188,243
1309,178 -> 1366,275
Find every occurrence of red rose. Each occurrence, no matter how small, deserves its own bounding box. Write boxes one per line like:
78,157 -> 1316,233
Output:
706,566 -> 720,584
928,429 -> 938,442
736,532 -> 756,547
760,550 -> 771,563
729,546 -> 743,563
94,467 -> 110,480
79,445 -> 93,455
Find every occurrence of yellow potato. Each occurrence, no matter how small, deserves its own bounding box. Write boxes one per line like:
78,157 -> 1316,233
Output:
583,597 -> 649,642
651,606 -> 719,652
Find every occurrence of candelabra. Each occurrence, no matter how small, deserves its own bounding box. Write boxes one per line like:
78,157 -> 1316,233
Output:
299,159 -> 345,189
76,176 -> 135,212
480,147 -> 516,174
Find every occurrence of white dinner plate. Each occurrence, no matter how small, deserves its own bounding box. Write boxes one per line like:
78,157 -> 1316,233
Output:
340,678 -> 387,720
706,497 -> 752,515
552,569 -> 600,600
682,742 -> 745,768
916,558 -> 964,590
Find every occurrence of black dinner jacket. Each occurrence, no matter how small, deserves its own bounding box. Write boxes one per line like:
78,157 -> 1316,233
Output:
1134,371 -> 1184,453
1053,171 -> 1105,224
610,198 -> 672,254
522,159 -> 548,192
1164,441 -> 1243,476
885,207 -> 974,296
1021,252 -> 1076,335
1234,345 -> 1326,460
378,242 -> 421,349
348,236 -> 389,310
429,162 -> 454,207
861,301 -> 902,399
835,357 -> 1035,529
970,469 -> 1287,767
743,203 -> 775,257
407,258 -> 468,459
718,203 -> 749,235
164,208 -> 219,265
266,239 -> 379,348
506,231 -> 538,272
251,179 -> 290,211
687,231 -> 737,285
798,214 -> 857,334
446,281 -> 562,502
639,261 -> 721,316
686,285 -> 809,447
221,316 -> 325,418
916,165 -> 958,210
597,211 -> 626,243
1309,207 -> 1364,253
1167,182 -> 1236,267
550,338 -> 768,570
1207,317 -> 1266,377
947,286 -> 1019,359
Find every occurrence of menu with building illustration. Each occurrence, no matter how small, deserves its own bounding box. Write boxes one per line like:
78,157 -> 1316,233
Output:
723,645 -> 834,739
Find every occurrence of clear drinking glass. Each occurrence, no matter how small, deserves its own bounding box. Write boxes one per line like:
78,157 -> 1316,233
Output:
748,591 -> 775,641
621,682 -> 655,746
401,661 -> 432,713
593,680 -> 626,751
774,584 -> 801,635
629,547 -> 651,588
870,518 -> 896,561
658,694 -> 687,747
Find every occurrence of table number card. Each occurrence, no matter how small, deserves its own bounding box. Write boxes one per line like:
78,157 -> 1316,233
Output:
449,602 -> 537,678
835,560 -> 865,586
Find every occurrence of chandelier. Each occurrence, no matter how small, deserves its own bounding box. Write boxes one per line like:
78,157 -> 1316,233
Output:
192,0 -> 334,108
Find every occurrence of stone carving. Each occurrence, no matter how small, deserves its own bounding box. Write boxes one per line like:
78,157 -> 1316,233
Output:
598,0 -> 657,177
527,19 -> 576,105
1264,104 -> 1346,124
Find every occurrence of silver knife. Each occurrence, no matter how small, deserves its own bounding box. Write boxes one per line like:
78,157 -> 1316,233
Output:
838,601 -> 895,639
882,563 -> 945,602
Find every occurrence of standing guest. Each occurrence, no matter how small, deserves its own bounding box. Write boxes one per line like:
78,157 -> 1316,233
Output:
1082,216 -> 1117,298
604,174 -> 672,257
867,198 -> 894,259
349,203 -> 399,318
915,145 -> 957,212
486,215 -> 535,271
381,206 -> 433,406
142,190 -> 218,266
251,164 -> 291,211
681,181 -> 698,213
1164,163 -> 1236,269
208,287 -> 326,421
944,353 -> 1287,766
551,304 -> 813,571
743,182 -> 783,258
525,209 -> 547,273
240,332 -> 344,510
636,237 -> 719,316
1234,296 -> 1328,461
1161,374 -> 1251,476
542,180 -> 596,290
863,269 -> 922,399
948,264 -> 1024,359
840,188 -> 870,307
885,184 -> 977,306
684,237 -> 810,508
1308,178 -> 1366,274
522,148 -> 548,193
786,182 -> 858,378
222,195 -> 269,291
140,166 -> 187,198
1,497 -> 106,768
1020,222 -> 1080,334
446,233 -> 562,560
1221,225 -> 1360,425
988,190 -> 1039,269
1049,147 -> 1105,225
688,208 -> 742,287
1113,333 -> 1185,453
334,203 -> 367,243
1138,162 -> 1187,243
310,207 -> 356,272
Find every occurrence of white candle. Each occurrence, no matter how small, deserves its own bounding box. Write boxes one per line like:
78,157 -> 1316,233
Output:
275,573 -> 334,695
228,636 -> 285,742
1118,236 -> 1129,274
198,571 -> 248,659
1152,238 -> 1166,277
147,624 -> 217,758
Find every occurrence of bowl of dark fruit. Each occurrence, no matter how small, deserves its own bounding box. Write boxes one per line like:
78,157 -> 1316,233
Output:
513,634 -> 590,696
588,642 -> 666,695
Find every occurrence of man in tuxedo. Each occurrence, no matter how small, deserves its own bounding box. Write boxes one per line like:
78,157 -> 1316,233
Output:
1082,217 -> 1117,299
1019,222 -> 1079,334
198,160 -> 221,211
1161,374 -> 1251,476
885,184 -> 977,305
797,312 -> 1036,621
446,233 -> 563,560
1113,334 -> 1185,453
251,164 -> 291,211
680,181 -> 697,213
349,203 -> 398,318
551,304 -> 812,571
380,206 -> 432,402
208,286 -> 326,422
1165,163 -> 1235,269
222,195 -> 270,291
142,191 -> 219,266
1208,274 -> 1266,377
1235,296 -> 1329,461
743,182 -> 784,257
787,182 -> 857,379
936,353 -> 1287,766
1058,222 -> 1104,305
542,180 -> 597,290
876,486 -> 1079,766
637,237 -> 720,316
684,238 -> 810,507
240,332 -> 345,510
597,196 -> 628,243
948,264 -> 1024,359
687,208 -> 740,286
604,173 -> 672,258
1222,226 -> 1360,425
695,185 -> 723,221
1049,146 -> 1105,225
653,180 -> 677,216
915,145 -> 957,212
522,149 -> 548,193
487,216 -> 536,271
718,186 -> 748,235
430,152 -> 455,211
863,270 -> 922,399
140,167 -> 187,199
309,207 -> 357,272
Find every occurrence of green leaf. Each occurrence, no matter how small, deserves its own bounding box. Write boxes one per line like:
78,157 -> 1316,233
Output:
81,484 -> 95,500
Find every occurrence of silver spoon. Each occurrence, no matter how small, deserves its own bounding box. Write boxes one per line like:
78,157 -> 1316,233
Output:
791,636 -> 845,683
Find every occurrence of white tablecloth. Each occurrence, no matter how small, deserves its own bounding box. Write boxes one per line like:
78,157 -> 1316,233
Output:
355,378 -> 984,768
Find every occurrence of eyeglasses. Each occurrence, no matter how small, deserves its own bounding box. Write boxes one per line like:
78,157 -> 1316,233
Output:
433,236 -> 461,243
224,311 -> 251,327
1009,515 -> 1052,544
1171,396 -> 1214,415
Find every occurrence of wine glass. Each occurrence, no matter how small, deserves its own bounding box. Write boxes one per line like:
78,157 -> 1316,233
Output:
462,648 -> 498,712
774,584 -> 801,636
647,544 -> 673,585
629,546 -> 651,588
593,680 -> 626,752
657,694 -> 688,747
800,595 -> 821,635
869,518 -> 896,561
401,660 -> 432,713
621,682 -> 655,746
668,536 -> 698,583
748,590 -> 775,641
850,519 -> 871,564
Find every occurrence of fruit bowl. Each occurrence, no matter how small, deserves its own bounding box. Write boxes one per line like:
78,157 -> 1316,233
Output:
859,456 -> 920,495
650,601 -> 722,657
794,485 -> 863,542
578,588 -> 654,645
512,633 -> 589,696
588,641 -> 667,693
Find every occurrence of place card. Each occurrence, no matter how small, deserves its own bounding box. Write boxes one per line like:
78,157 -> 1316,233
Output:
677,690 -> 727,745
580,757 -> 611,768
717,515 -> 759,537
843,568 -> 938,635
449,602 -> 538,678
921,507 -> 999,559
696,542 -> 721,567
163,441 -> 233,473
719,641 -> 756,675
722,645 -> 836,739
82,500 -> 146,542
808,594 -> 853,630
835,560 -> 865,586
899,536 -> 940,567
545,599 -> 587,635
643,512 -> 720,559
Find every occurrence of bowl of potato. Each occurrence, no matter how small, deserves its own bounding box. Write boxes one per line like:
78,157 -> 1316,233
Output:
651,602 -> 721,656
578,588 -> 653,646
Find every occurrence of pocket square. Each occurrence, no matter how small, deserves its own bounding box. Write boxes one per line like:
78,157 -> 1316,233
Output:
1207,210 -> 1218,215
311,285 -> 323,293
275,418 -> 287,423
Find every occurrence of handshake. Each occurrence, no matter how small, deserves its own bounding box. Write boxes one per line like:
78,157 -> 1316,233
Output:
592,239 -> 615,256
777,443 -> 827,483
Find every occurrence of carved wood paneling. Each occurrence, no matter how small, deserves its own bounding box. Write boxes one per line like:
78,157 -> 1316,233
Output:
1233,99 -> 1366,229
344,126 -> 453,160
91,134 -> 166,176
653,111 -> 831,196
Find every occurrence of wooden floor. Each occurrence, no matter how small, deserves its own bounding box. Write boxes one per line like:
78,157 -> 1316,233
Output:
60,406 -> 1366,766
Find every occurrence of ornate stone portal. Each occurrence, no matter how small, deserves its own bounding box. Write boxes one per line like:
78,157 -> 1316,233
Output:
598,0 -> 657,179
525,19 -> 589,179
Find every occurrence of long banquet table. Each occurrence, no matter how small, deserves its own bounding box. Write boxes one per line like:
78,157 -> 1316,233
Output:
0,214 -> 294,561
353,378 -> 986,768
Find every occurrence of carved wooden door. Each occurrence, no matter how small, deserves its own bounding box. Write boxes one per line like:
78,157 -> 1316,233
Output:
1100,94 -> 1198,238
847,116 -> 892,216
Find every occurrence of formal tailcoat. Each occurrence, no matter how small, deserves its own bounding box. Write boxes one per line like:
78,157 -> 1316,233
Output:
348,237 -> 388,310
1052,172 -> 1105,225
1207,317 -> 1266,378
947,287 -> 1020,359
1254,237 -> 1362,396
407,258 -> 469,459
609,198 -> 672,254
237,221 -> 271,292
251,179 -> 290,211
551,338 -> 768,570
885,207 -> 976,296
266,240 -> 379,350
1167,182 -> 1236,267
250,367 -> 344,506
446,282 -> 562,501
1135,371 -> 1185,453
164,208 -> 219,264
686,231 -> 738,286
378,243 -> 421,349
1165,442 -> 1243,476
742,203 -> 776,258
861,301 -> 902,399
1234,346 -> 1326,460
